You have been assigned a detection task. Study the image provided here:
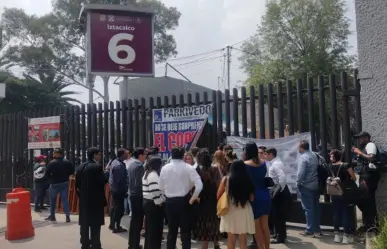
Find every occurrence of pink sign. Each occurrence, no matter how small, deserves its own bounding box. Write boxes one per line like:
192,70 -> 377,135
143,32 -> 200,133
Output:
87,10 -> 154,76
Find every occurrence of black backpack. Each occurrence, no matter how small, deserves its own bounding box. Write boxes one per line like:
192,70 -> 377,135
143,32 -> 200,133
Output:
375,147 -> 387,172
315,153 -> 329,194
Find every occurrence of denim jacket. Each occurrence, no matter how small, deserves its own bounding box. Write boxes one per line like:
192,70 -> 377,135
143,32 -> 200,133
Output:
296,150 -> 319,190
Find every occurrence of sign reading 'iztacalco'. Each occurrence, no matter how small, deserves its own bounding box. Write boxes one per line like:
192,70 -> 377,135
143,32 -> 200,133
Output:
88,10 -> 154,77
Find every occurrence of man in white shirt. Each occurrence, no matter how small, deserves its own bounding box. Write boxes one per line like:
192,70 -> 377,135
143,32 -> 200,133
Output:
159,147 -> 203,249
352,131 -> 380,231
266,147 -> 292,244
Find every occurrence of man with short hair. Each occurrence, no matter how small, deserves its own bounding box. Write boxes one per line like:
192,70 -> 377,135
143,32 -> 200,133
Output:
160,147 -> 203,249
297,140 -> 321,236
352,131 -> 380,231
109,148 -> 129,233
76,147 -> 107,249
127,147 -> 147,249
266,148 -> 291,243
45,148 -> 74,222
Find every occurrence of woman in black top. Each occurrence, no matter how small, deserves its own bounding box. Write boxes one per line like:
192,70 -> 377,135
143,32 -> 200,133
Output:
329,149 -> 356,244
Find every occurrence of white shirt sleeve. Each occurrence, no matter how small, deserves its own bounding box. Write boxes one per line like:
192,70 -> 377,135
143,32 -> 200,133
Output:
366,142 -> 377,155
159,167 -> 165,194
273,161 -> 287,191
188,166 -> 203,198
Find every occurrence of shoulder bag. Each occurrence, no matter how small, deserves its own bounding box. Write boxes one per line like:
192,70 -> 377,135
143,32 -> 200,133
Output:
217,177 -> 229,216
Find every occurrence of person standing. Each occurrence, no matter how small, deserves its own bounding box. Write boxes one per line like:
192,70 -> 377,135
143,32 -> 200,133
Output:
125,148 -> 135,216
218,160 -> 255,249
352,131 -> 380,231
244,142 -> 271,249
33,155 -> 48,212
328,149 -> 356,244
159,147 -> 203,249
45,148 -> 74,222
296,140 -> 322,236
108,148 -> 129,233
142,155 -> 165,249
76,147 -> 107,249
265,148 -> 292,244
127,148 -> 147,249
192,149 -> 221,249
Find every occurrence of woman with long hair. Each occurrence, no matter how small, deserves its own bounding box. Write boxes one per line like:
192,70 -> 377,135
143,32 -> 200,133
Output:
329,149 -> 356,244
142,156 -> 165,249
217,160 -> 255,249
213,150 -> 229,177
244,142 -> 271,249
192,149 -> 221,249
184,152 -> 195,166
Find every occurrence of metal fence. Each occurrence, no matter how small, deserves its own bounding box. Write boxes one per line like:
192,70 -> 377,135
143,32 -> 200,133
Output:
0,71 -> 361,202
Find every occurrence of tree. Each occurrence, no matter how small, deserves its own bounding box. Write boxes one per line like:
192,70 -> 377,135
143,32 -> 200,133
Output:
1,0 -> 181,98
0,70 -> 80,113
240,0 -> 355,85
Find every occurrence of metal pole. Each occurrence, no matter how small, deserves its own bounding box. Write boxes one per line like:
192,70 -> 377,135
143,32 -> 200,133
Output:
88,74 -> 95,105
227,46 -> 231,90
102,76 -> 110,103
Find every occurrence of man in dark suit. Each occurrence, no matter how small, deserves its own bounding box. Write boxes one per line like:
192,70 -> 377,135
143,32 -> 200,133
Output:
76,147 -> 108,249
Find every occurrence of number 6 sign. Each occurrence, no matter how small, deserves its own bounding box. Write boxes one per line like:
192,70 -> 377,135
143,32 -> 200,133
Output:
81,4 -> 155,77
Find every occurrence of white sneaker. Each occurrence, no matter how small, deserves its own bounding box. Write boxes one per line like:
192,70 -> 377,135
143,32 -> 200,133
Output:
342,234 -> 352,244
334,233 -> 341,243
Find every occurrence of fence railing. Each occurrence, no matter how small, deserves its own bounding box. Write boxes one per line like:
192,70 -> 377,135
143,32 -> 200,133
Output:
0,71 -> 361,201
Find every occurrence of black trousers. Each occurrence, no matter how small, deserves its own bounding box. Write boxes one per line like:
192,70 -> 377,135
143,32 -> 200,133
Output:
271,185 -> 291,241
143,199 -> 164,249
80,224 -> 101,249
109,192 -> 125,228
165,195 -> 192,249
129,195 -> 144,249
357,190 -> 378,228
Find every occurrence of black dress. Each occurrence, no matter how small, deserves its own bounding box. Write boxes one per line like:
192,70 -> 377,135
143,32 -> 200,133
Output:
192,167 -> 221,241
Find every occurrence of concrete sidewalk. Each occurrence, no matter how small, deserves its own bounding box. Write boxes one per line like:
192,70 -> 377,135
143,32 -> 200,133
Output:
0,207 -> 364,249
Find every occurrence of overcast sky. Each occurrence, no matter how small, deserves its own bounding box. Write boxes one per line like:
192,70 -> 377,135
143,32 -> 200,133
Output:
1,0 -> 358,104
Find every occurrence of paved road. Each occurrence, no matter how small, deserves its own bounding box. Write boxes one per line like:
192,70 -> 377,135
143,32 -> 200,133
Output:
0,207 -> 364,249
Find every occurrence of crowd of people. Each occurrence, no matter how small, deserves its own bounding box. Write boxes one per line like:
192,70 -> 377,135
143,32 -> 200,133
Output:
32,130 -> 382,249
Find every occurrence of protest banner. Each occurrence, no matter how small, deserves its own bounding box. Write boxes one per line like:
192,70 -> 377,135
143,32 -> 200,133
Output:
153,104 -> 212,161
28,116 -> 61,149
227,132 -> 311,194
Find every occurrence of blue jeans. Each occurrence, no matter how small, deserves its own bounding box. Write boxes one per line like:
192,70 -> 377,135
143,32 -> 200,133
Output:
125,197 -> 131,214
49,182 -> 70,217
34,182 -> 48,210
299,186 -> 321,233
332,195 -> 354,234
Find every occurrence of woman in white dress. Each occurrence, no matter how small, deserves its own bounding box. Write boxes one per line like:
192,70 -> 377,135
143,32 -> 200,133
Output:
217,159 -> 255,249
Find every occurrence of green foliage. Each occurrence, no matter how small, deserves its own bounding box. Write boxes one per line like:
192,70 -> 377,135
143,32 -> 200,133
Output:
374,217 -> 387,249
239,0 -> 356,86
0,70 -> 80,113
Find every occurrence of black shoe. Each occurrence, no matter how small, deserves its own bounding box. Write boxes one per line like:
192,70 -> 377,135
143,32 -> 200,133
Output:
40,206 -> 48,210
34,209 -> 41,213
44,216 -> 56,221
108,225 -> 114,230
66,215 -> 71,223
270,238 -> 285,244
247,241 -> 258,249
113,227 -> 127,233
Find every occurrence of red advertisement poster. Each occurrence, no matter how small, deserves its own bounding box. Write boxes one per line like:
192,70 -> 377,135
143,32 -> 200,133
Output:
28,116 -> 61,149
